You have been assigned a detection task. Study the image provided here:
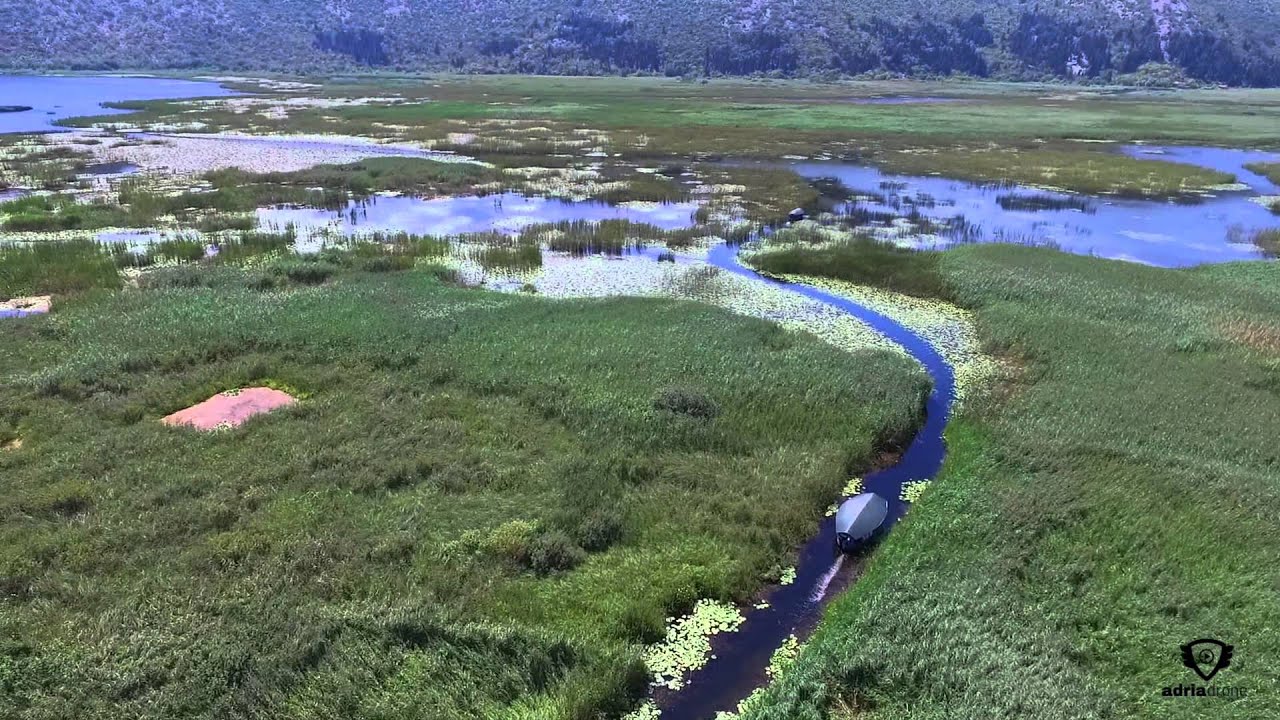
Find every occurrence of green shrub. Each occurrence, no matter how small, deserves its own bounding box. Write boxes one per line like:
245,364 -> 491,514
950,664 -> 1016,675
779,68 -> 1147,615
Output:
359,254 -> 417,273
521,530 -> 586,575
270,259 -> 339,285
1253,228 -> 1280,257
571,509 -> 625,552
653,386 -> 720,420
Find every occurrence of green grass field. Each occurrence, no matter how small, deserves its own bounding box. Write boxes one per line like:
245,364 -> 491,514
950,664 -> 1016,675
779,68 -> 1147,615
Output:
0,252 -> 928,719
742,243 -> 1280,719
6,74 -> 1280,720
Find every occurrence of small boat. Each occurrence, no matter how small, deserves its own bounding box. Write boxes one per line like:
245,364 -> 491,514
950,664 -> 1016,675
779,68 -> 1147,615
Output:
787,207 -> 806,222
834,492 -> 889,553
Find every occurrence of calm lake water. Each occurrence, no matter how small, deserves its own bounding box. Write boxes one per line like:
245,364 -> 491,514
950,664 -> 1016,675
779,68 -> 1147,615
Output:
789,144 -> 1280,267
0,75 -> 238,133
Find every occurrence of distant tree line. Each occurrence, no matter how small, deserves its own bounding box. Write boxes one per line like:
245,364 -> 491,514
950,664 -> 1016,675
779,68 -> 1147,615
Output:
314,29 -> 389,66
7,3 -> 1280,87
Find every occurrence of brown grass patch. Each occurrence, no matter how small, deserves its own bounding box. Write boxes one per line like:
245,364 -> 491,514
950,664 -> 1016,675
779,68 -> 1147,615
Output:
1221,318 -> 1280,355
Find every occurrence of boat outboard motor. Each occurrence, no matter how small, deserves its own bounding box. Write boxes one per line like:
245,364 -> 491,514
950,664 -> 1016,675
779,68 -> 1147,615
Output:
835,492 -> 889,553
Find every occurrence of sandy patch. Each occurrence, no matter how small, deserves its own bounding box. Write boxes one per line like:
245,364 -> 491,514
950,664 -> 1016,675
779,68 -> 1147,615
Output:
162,387 -> 297,430
84,132 -> 479,175
0,295 -> 52,318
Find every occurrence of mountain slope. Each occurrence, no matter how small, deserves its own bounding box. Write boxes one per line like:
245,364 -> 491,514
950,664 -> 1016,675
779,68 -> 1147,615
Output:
2,0 -> 1278,85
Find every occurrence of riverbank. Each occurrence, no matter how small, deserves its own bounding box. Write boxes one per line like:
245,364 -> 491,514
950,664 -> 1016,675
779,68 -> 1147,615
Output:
737,244 -> 1280,720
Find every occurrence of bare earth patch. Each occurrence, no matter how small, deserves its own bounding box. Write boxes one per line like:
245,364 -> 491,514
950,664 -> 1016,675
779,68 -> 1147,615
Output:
0,295 -> 52,318
1221,318 -> 1280,355
162,387 -> 297,431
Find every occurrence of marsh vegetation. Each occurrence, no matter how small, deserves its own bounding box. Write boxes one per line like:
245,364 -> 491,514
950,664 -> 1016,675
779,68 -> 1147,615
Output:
3,73 -> 1280,720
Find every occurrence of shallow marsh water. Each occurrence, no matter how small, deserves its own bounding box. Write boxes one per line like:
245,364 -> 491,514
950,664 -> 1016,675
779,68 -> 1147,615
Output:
789,144 -> 1280,267
257,193 -> 701,239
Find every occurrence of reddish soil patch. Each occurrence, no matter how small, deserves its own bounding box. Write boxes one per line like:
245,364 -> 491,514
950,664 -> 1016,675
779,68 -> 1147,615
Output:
162,387 -> 297,431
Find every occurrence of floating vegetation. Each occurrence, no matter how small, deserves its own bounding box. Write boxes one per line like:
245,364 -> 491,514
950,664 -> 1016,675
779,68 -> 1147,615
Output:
826,477 -> 865,515
758,274 -> 1000,409
766,634 -> 802,679
842,477 -> 866,496
996,193 -> 1092,213
642,599 -> 745,691
779,566 -> 797,586
901,480 -> 932,503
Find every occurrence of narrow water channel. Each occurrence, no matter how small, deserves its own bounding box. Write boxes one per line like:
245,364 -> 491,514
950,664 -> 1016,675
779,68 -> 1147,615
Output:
654,242 -> 956,719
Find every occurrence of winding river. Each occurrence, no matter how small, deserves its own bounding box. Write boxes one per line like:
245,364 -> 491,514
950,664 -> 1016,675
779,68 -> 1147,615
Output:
648,243 -> 956,720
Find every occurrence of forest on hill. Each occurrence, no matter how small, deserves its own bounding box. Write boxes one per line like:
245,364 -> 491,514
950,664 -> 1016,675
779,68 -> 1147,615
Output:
2,1 -> 1279,86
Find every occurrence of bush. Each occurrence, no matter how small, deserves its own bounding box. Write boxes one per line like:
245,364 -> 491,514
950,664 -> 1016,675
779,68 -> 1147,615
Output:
270,259 -> 339,285
571,509 -> 625,552
136,265 -> 211,289
359,254 -> 416,273
520,530 -> 586,575
1254,228 -> 1280,258
653,386 -> 720,420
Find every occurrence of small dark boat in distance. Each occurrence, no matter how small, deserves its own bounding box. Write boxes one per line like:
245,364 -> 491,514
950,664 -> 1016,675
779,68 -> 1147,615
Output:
0,105 -> 33,113
835,492 -> 889,553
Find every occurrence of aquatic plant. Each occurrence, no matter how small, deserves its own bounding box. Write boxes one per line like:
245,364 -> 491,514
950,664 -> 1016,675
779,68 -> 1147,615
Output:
841,477 -> 865,497
471,242 -> 543,271
747,263 -> 1000,408
642,599 -> 745,691
766,634 -> 802,679
900,480 -> 932,503
1253,228 -> 1280,258
0,238 -> 121,296
623,700 -> 662,720
995,193 -> 1091,213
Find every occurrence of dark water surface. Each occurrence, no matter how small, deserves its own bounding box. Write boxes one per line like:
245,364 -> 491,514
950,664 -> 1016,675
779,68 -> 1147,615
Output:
0,75 -> 239,133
